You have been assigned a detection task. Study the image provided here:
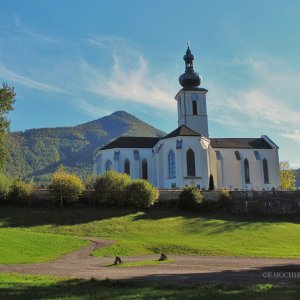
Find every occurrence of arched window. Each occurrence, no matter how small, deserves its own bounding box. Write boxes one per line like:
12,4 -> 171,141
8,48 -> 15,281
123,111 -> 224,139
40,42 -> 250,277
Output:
244,159 -> 250,184
124,159 -> 130,175
187,149 -> 196,176
263,159 -> 269,184
192,101 -> 197,115
142,159 -> 148,180
168,150 -> 176,178
106,160 -> 112,172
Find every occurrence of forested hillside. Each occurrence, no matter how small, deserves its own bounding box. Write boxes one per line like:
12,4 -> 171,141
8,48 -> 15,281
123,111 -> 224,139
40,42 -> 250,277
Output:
4,111 -> 165,184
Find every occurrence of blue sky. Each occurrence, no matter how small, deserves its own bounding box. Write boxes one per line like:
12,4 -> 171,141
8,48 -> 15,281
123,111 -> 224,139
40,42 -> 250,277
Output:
1,0 -> 300,168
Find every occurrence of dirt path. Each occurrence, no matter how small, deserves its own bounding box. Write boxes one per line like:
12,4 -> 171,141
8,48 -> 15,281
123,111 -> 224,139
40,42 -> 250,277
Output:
1,239 -> 300,284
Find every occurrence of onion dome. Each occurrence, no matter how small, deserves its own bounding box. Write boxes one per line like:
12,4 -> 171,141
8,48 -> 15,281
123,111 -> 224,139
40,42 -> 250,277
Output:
179,46 -> 201,88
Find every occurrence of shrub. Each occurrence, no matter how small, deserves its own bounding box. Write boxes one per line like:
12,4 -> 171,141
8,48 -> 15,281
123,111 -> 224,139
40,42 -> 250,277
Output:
179,186 -> 204,211
218,189 -> 232,212
0,174 -> 13,204
51,171 -> 85,206
9,180 -> 32,205
94,171 -> 131,205
127,179 -> 159,208
209,174 -> 215,190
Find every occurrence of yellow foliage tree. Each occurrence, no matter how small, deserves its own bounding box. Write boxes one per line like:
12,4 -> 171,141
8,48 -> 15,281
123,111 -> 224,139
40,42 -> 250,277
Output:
280,161 -> 296,190
51,170 -> 85,207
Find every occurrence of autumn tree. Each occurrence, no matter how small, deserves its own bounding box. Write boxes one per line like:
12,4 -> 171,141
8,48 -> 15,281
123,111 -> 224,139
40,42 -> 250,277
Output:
0,83 -> 16,169
280,161 -> 296,190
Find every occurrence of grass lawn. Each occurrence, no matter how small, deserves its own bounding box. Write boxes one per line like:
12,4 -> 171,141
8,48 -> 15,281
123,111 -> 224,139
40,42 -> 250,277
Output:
0,228 -> 88,264
0,273 -> 300,300
0,206 -> 300,263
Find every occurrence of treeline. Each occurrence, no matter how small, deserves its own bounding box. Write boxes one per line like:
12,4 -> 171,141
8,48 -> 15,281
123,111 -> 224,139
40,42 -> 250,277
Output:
0,170 -> 160,209
0,169 -> 234,213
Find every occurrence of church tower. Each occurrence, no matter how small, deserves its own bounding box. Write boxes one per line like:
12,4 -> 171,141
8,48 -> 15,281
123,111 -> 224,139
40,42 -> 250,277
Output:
175,46 -> 209,137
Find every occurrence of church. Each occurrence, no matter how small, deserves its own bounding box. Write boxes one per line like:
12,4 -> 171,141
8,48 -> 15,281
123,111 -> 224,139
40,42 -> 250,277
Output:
93,47 -> 280,190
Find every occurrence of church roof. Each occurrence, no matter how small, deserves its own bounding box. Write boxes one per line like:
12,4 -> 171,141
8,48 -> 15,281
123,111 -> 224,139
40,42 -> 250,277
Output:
210,138 -> 273,149
100,136 -> 160,150
162,125 -> 201,139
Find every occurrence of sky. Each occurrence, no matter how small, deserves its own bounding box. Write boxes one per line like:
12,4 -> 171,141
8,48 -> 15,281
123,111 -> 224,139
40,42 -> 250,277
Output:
0,0 -> 300,168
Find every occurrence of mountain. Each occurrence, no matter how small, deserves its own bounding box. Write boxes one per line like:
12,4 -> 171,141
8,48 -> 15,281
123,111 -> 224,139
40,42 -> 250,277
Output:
3,111 -> 165,184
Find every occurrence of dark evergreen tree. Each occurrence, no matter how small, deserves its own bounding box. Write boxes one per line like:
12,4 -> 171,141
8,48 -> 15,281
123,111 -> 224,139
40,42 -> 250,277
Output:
209,174 -> 215,190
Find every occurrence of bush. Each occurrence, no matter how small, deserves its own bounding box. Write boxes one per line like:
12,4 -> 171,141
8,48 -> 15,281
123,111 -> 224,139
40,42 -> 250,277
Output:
9,180 -> 32,205
51,171 -> 85,206
179,186 -> 204,211
218,189 -> 232,212
0,174 -> 13,204
94,171 -> 131,205
127,179 -> 159,208
209,174 -> 215,190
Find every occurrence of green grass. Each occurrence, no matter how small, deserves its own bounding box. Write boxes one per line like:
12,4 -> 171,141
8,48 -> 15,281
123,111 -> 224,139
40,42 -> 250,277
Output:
0,273 -> 300,300
0,206 -> 300,263
108,259 -> 173,268
0,228 -> 88,264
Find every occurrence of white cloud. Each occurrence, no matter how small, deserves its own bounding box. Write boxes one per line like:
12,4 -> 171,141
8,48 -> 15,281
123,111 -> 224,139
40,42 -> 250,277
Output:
3,14 -> 58,44
80,39 -> 177,112
0,65 -> 66,93
281,130 -> 300,143
209,55 -> 300,134
78,100 -> 112,118
227,89 -> 300,126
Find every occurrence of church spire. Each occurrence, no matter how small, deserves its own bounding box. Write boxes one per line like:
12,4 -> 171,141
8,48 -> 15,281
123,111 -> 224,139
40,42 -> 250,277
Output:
179,45 -> 201,88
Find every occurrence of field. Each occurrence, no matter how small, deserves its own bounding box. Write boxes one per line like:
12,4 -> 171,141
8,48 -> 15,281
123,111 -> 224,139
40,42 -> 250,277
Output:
0,229 -> 88,264
0,206 -> 300,264
0,273 -> 299,300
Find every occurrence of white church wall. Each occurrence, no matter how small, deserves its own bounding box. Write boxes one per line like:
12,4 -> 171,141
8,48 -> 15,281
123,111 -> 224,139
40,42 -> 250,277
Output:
159,136 -> 210,189
94,148 -> 153,181
208,145 -> 219,188
153,142 -> 165,188
213,148 -> 280,190
93,153 -> 101,175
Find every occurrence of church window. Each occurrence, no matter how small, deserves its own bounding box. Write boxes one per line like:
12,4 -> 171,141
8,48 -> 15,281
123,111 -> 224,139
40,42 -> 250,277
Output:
192,101 -> 197,115
142,159 -> 148,180
106,160 -> 112,172
234,151 -> 241,160
263,159 -> 269,184
114,151 -> 120,161
187,149 -> 196,176
168,150 -> 176,178
124,159 -> 130,175
254,151 -> 260,160
134,150 -> 140,160
244,159 -> 250,184
176,139 -> 183,149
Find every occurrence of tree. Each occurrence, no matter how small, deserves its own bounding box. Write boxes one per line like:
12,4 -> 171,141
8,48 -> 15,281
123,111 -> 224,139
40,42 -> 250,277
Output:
280,161 -> 296,190
0,83 -> 16,169
51,169 -> 85,207
209,174 -> 215,190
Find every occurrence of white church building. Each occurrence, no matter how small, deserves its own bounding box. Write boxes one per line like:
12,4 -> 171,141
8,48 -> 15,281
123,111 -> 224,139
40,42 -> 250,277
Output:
93,47 -> 280,190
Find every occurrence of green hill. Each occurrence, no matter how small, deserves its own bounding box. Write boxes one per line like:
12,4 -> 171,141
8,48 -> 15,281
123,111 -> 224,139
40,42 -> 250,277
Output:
3,111 -> 165,184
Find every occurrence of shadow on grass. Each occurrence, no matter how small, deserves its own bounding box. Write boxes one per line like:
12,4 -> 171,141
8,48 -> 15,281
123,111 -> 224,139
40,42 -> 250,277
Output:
0,206 -> 136,228
0,205 -> 300,230
1,270 -> 300,300
132,207 -> 300,224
